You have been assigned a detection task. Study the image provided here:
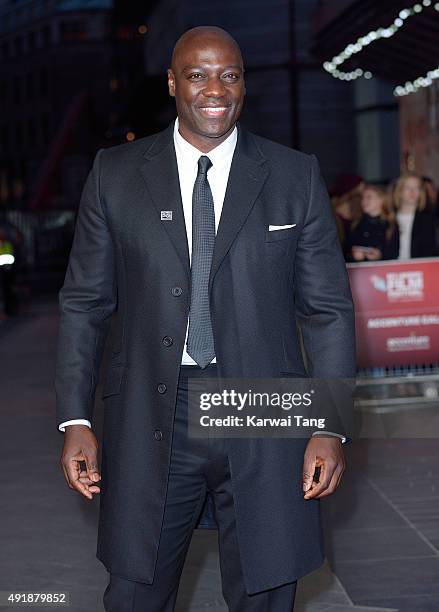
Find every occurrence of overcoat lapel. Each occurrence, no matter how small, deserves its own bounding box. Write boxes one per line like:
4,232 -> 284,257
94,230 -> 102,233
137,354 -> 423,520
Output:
139,120 -> 270,290
139,123 -> 191,282
209,124 -> 269,291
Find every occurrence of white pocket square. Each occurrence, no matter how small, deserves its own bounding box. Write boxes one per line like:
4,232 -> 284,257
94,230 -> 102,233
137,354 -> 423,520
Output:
268,224 -> 297,231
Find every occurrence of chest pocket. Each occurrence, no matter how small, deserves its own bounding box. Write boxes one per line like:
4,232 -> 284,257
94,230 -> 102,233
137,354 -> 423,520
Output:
265,226 -> 298,243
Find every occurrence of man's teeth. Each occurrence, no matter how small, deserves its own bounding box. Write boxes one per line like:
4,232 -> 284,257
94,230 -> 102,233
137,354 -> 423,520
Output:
200,107 -> 228,113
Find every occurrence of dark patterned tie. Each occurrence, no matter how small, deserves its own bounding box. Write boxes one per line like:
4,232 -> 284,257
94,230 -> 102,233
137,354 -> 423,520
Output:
186,155 -> 216,368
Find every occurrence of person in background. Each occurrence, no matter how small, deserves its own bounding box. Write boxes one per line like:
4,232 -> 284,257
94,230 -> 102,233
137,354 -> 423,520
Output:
393,173 -> 436,259
422,176 -> 439,212
330,174 -> 364,258
0,225 -> 17,317
346,184 -> 399,262
422,176 -> 439,253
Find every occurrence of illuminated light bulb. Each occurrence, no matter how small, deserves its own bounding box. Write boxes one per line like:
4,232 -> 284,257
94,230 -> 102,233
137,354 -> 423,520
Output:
399,9 -> 410,17
394,18 -> 403,26
413,3 -> 422,11
126,131 -> 135,141
138,25 -> 147,34
423,0 -> 431,5
364,71 -> 373,79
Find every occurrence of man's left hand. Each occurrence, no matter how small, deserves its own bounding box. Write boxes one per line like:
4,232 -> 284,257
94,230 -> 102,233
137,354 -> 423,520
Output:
302,436 -> 345,499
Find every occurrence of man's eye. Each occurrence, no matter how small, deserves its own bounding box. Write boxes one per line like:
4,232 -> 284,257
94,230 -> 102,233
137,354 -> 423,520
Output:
224,73 -> 239,80
188,73 -> 203,79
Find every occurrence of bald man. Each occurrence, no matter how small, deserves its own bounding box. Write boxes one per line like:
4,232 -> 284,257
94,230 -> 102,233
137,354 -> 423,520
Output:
56,26 -> 355,611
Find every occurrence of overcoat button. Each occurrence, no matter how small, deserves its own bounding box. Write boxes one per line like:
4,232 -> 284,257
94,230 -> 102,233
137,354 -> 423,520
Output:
154,429 -> 163,441
157,383 -> 167,394
171,286 -> 183,296
162,336 -> 173,346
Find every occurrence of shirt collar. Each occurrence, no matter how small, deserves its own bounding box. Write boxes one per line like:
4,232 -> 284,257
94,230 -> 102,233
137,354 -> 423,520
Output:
173,116 -> 237,169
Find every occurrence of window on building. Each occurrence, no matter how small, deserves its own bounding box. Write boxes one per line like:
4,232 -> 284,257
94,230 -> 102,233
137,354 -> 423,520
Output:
13,77 -> 21,104
15,122 -> 23,149
59,20 -> 88,43
40,67 -> 49,97
1,42 -> 10,60
26,73 -> 34,101
27,31 -> 36,52
28,117 -> 36,149
41,113 -> 50,146
0,80 -> 8,105
2,125 -> 9,153
41,25 -> 51,47
14,36 -> 23,57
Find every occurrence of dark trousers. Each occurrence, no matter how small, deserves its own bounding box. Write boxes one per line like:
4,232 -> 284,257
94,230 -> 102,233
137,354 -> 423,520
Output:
103,364 -> 297,611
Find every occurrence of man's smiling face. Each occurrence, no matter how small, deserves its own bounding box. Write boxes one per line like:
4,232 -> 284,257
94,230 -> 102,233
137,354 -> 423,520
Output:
167,28 -> 246,152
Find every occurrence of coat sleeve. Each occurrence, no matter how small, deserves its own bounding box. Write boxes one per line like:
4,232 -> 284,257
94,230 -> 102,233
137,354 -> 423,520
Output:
294,154 -> 356,379
293,155 -> 356,441
54,148 -> 116,430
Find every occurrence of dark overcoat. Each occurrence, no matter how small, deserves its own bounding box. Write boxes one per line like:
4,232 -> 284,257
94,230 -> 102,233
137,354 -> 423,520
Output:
55,121 -> 356,594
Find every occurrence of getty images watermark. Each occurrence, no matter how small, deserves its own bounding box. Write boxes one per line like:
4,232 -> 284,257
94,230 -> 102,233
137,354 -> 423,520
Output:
187,377 -> 355,439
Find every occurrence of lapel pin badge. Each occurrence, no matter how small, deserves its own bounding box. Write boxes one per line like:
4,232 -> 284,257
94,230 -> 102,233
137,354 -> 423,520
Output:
161,210 -> 173,221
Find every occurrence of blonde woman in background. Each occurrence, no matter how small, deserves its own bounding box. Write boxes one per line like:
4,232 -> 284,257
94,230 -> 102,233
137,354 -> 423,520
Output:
393,173 -> 436,259
330,174 -> 364,258
346,184 -> 399,261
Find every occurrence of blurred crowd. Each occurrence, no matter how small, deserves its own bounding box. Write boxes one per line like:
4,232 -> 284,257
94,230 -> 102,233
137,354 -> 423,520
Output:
331,173 -> 439,262
0,170 -> 438,320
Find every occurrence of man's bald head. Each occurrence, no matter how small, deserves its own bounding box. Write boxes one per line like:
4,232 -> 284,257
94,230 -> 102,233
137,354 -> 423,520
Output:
170,26 -> 243,72
167,26 -> 246,152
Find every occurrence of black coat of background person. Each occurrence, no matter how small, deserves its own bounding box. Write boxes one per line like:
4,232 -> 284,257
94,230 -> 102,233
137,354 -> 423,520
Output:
54,121 -> 356,595
408,208 -> 437,257
346,214 -> 399,261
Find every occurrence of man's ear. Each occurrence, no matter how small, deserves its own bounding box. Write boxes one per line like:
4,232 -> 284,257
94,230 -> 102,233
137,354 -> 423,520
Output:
167,69 -> 176,98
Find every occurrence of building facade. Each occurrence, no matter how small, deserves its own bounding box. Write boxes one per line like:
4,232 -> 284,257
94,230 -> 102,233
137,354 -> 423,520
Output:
0,0 -> 144,211
143,0 -> 358,185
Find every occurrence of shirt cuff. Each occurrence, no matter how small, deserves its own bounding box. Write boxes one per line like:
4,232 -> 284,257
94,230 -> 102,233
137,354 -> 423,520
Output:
312,430 -> 347,444
58,419 -> 92,432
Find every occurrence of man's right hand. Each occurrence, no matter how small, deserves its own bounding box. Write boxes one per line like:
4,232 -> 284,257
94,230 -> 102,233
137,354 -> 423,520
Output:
60,425 -> 101,500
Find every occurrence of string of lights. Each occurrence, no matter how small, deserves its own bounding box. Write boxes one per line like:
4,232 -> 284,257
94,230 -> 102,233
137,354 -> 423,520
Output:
323,0 -> 438,97
394,67 -> 439,96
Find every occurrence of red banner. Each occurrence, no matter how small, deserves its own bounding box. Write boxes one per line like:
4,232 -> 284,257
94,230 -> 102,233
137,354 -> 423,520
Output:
347,258 -> 439,368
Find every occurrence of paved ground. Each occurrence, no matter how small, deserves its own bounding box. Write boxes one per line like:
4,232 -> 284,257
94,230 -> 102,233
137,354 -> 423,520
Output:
0,296 -> 438,611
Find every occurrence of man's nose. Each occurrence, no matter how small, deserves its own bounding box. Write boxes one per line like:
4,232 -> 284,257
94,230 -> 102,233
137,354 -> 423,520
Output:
202,77 -> 226,98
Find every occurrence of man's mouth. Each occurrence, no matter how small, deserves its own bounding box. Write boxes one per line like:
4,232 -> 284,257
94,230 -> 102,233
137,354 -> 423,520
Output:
198,106 -> 230,118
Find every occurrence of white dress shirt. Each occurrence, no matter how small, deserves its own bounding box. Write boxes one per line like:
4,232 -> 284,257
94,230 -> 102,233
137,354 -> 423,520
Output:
59,118 -> 346,443
397,209 -> 415,259
175,116 -> 237,364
